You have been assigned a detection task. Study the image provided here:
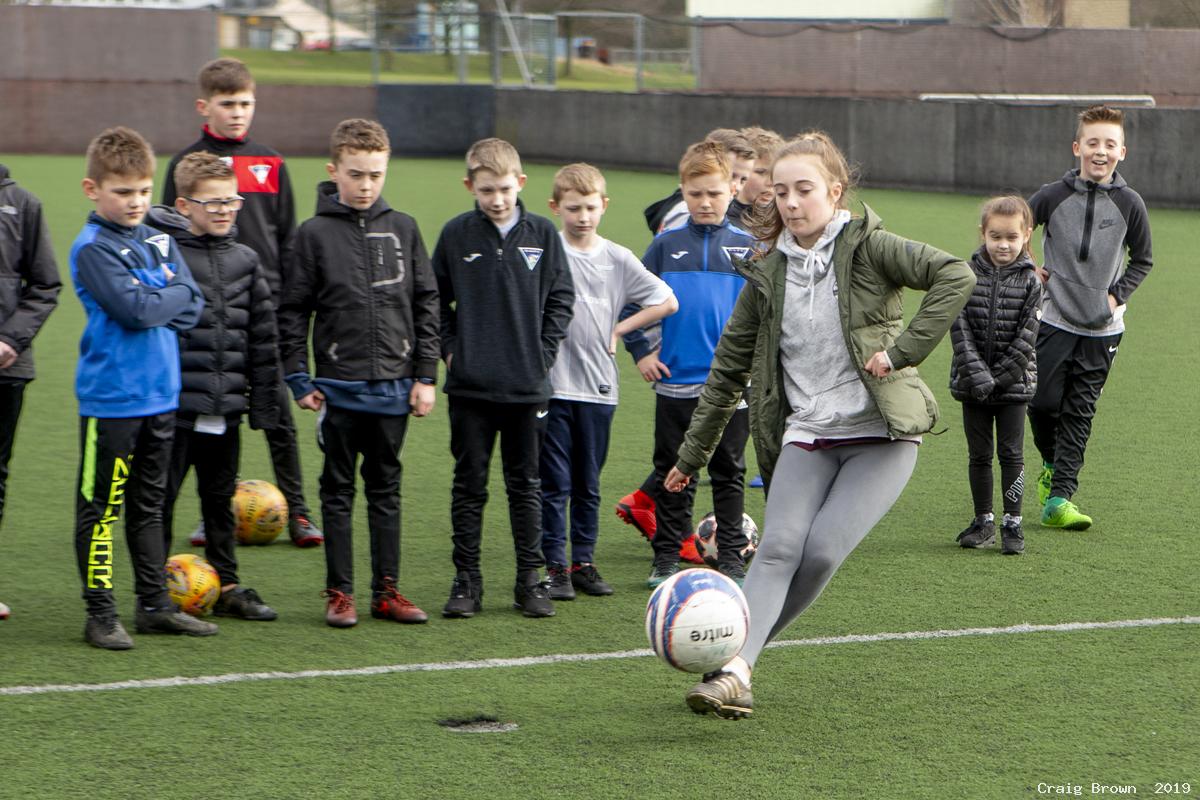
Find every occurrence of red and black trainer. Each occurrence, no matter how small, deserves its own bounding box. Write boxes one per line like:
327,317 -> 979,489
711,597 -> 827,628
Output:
615,489 -> 657,541
679,534 -> 706,565
322,588 -> 357,628
289,515 -> 325,548
371,580 -> 428,624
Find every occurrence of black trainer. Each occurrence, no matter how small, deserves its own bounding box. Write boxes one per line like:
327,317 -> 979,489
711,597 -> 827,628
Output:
570,563 -> 613,596
442,571 -> 482,618
546,564 -> 576,601
135,602 -> 219,636
513,572 -> 555,618
647,562 -> 679,589
1000,520 -> 1025,555
956,517 -> 996,548
84,614 -> 134,650
718,558 -> 747,587
214,586 -> 278,621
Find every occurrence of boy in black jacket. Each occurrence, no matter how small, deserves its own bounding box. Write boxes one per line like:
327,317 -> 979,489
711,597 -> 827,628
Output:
0,164 -> 62,621
279,119 -> 439,628
432,138 -> 575,619
163,57 -> 321,549
153,153 -> 281,620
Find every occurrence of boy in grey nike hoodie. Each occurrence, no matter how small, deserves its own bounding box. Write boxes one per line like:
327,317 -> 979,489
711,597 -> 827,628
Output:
1026,105 -> 1153,531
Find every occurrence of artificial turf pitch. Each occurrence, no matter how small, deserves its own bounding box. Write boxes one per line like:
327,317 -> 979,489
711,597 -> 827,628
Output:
0,154 -> 1195,799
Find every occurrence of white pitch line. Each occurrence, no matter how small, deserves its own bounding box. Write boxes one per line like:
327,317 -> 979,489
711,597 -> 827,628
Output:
2,615 -> 1196,698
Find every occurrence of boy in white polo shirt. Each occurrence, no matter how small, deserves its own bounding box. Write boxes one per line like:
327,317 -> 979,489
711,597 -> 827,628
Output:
542,163 -> 677,599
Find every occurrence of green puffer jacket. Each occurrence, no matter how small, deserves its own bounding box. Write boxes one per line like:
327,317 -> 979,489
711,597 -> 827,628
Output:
675,204 -> 974,489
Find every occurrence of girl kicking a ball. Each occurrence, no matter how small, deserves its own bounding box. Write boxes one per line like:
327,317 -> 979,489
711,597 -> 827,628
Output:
663,132 -> 974,719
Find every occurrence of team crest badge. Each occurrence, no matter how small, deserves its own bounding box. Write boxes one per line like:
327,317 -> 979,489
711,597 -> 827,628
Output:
145,234 -> 172,258
518,247 -> 543,271
722,246 -> 751,263
249,164 -> 272,185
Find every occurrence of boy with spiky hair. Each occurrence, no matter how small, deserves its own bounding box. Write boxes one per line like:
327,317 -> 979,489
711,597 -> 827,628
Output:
163,56 -> 322,549
1027,105 -> 1153,531
540,163 -> 677,600
0,163 -> 62,622
279,119 -> 440,628
150,152 -> 281,622
71,127 -> 212,649
629,141 -> 755,589
432,137 -> 575,619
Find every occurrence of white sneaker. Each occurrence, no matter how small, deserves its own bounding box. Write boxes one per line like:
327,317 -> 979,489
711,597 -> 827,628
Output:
0,601 -> 9,620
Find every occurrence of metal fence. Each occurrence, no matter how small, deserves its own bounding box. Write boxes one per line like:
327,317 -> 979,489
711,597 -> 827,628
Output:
216,7 -> 698,92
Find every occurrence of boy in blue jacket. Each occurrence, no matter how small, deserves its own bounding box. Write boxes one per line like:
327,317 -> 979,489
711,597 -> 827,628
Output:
71,127 -> 211,650
627,141 -> 755,588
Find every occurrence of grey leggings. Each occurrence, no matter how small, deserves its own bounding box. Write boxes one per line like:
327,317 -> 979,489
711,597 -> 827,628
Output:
739,441 -> 918,668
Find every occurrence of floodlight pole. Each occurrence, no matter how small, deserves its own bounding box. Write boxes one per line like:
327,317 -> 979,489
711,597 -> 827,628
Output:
456,12 -> 468,84
370,0 -> 380,85
490,13 -> 502,85
563,15 -> 572,78
634,13 -> 644,92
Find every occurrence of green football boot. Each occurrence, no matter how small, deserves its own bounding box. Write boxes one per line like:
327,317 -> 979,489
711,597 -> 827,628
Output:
1036,462 -> 1054,506
1041,497 -> 1092,530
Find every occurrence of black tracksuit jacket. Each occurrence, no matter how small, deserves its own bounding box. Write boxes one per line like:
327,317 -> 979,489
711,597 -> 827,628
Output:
949,248 -> 1043,405
278,183 -> 440,385
0,165 -> 61,381
431,200 -> 574,404
162,128 -> 296,300
148,206 -> 281,430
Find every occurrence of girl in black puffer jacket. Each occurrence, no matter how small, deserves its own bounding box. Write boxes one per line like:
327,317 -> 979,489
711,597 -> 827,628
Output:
950,196 -> 1043,555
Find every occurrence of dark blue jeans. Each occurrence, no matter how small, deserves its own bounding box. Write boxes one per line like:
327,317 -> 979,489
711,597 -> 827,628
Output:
539,399 -> 616,566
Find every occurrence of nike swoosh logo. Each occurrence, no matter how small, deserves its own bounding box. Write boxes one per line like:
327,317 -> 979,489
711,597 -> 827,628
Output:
1098,219 -> 1116,230
536,410 -> 549,419
463,253 -> 482,262
1108,346 -> 1118,353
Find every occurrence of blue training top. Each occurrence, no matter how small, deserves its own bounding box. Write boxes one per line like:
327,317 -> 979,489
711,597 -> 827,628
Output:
70,212 -> 204,418
635,219 -> 752,386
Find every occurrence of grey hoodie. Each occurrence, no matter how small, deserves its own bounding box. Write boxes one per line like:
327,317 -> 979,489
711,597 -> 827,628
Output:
1029,169 -> 1152,337
777,211 -> 891,444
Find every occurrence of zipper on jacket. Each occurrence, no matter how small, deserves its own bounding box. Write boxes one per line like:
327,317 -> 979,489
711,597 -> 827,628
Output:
702,228 -> 710,271
984,270 -> 999,365
359,213 -> 378,375
1078,183 -> 1096,262
212,242 -> 226,414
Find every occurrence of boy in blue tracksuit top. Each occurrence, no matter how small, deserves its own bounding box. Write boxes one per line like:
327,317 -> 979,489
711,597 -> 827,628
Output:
71,127 -> 210,650
626,141 -> 755,588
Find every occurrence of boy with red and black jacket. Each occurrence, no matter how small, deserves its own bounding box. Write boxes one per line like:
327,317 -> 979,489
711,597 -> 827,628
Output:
432,138 -> 574,620
278,119 -> 440,628
163,57 -> 321,548
150,152 -> 282,621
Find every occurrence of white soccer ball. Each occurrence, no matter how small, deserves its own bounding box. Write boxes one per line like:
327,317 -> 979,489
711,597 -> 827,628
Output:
645,568 -> 749,673
694,511 -> 760,569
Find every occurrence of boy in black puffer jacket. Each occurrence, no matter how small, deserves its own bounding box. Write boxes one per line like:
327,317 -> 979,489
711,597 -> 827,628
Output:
153,153 -> 282,620
950,196 -> 1042,555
